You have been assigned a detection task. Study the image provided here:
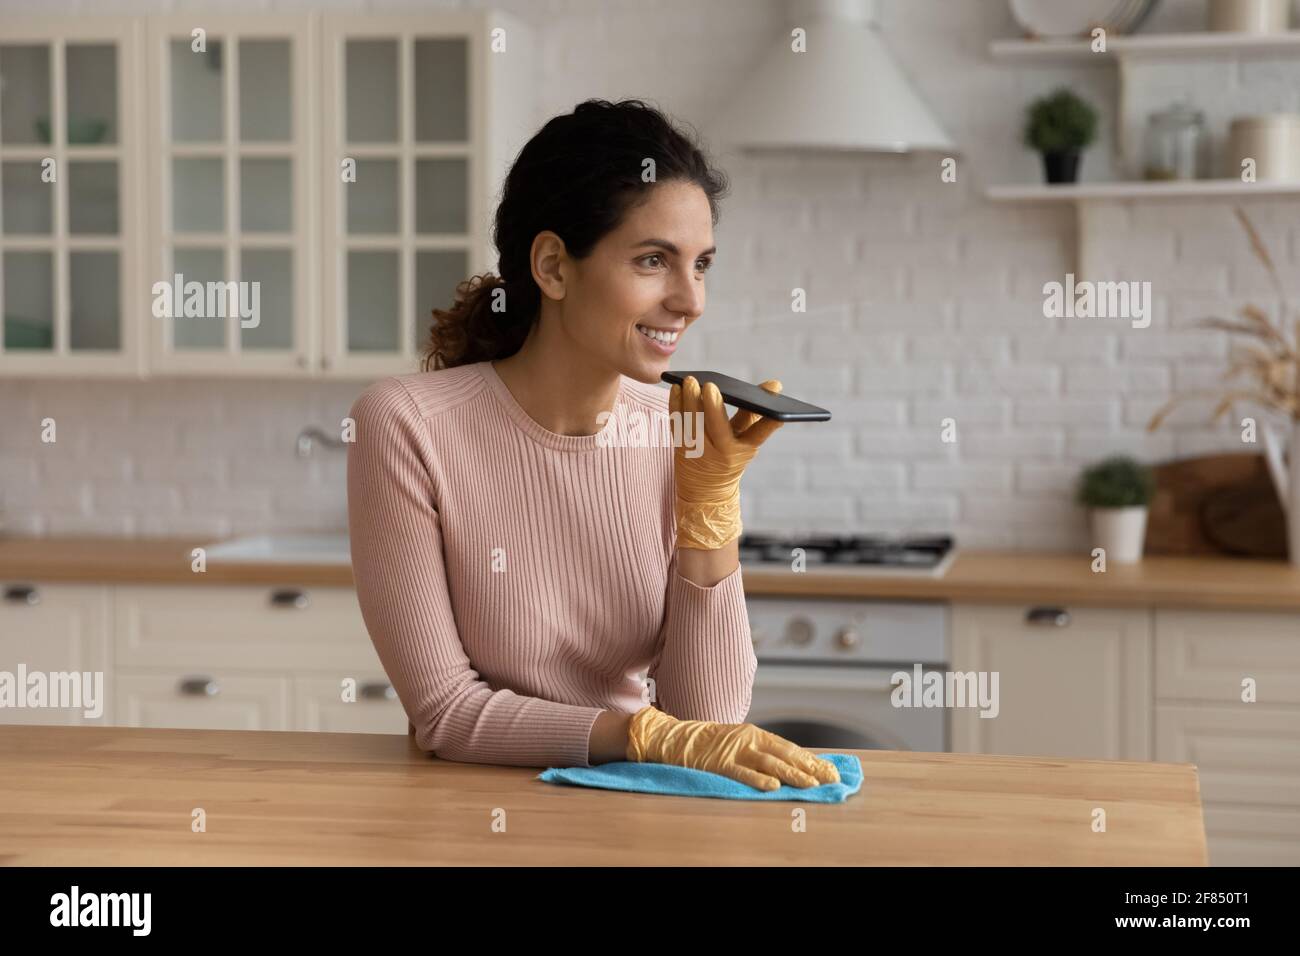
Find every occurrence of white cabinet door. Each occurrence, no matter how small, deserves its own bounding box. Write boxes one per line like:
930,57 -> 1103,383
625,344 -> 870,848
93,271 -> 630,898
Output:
0,17 -> 144,377
1155,608 -> 1300,865
114,583 -> 379,672
0,582 -> 112,725
145,13 -> 315,375
318,12 -> 531,379
951,603 -> 1152,760
115,672 -> 289,730
294,675 -> 407,734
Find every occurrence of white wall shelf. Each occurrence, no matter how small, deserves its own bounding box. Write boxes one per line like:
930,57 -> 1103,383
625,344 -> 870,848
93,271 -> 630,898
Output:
987,179 -> 1300,202
990,30 -> 1300,64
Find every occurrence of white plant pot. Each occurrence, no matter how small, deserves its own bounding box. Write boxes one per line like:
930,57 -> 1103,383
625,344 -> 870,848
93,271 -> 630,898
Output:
1261,419 -> 1300,567
1090,506 -> 1148,564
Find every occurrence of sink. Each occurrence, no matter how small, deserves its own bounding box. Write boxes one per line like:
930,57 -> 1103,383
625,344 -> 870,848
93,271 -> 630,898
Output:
203,533 -> 351,565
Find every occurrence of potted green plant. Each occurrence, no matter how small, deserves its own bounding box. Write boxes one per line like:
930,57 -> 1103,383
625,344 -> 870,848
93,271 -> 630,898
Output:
1076,456 -> 1155,563
1023,88 -> 1099,184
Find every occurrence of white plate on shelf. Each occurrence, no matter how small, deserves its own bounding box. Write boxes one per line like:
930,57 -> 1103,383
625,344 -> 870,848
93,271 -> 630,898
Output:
1009,0 -> 1155,38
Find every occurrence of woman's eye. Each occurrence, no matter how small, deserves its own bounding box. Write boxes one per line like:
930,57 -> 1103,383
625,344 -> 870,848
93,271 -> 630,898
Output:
696,258 -> 713,272
640,254 -> 664,268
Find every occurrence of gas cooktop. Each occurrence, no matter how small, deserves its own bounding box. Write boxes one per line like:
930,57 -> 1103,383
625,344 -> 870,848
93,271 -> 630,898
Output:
737,533 -> 956,577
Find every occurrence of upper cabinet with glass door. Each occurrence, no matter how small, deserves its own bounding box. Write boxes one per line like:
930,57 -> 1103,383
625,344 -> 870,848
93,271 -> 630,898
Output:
146,14 -> 314,375
320,13 -> 532,378
0,17 -> 142,376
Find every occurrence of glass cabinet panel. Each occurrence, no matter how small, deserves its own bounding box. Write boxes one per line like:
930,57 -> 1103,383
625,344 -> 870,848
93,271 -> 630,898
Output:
170,39 -> 223,142
0,45 -> 50,145
240,158 -> 292,233
346,40 -> 398,143
347,159 -> 399,234
415,158 -> 467,234
347,251 -> 400,352
240,247 -> 293,350
415,250 -> 467,352
172,157 -> 224,232
2,161 -> 52,234
66,44 -> 117,144
171,247 -> 227,350
70,251 -> 120,350
3,251 -> 54,350
413,39 -> 467,143
238,39 -> 291,142
68,161 -> 119,234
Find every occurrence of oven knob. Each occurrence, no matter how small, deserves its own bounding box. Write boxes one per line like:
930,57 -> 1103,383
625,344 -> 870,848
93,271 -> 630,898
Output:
785,617 -> 815,646
834,627 -> 861,650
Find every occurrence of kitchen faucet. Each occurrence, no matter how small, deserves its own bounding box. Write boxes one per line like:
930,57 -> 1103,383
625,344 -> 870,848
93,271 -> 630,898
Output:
295,426 -> 347,459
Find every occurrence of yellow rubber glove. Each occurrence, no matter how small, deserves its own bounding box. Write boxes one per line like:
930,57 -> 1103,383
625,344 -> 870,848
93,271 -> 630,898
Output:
669,375 -> 785,550
625,705 -> 840,791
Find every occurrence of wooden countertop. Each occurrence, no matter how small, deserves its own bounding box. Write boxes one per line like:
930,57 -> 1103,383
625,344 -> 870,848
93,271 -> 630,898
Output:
3,534 -> 1300,609
0,725 -> 1208,866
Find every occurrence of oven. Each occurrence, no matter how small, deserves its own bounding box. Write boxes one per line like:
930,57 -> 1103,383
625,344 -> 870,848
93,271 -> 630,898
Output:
744,594 -> 950,752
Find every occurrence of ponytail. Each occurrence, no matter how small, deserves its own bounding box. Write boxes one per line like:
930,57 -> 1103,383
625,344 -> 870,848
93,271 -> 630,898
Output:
421,272 -> 534,372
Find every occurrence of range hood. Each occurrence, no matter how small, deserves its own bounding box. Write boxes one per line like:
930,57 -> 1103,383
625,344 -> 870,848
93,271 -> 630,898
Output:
710,0 -> 954,154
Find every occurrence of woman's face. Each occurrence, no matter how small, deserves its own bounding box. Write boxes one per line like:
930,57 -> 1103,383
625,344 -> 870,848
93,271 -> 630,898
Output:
558,179 -> 715,385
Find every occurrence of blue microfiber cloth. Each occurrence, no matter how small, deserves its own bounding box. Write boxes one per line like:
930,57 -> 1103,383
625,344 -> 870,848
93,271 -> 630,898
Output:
537,753 -> 862,802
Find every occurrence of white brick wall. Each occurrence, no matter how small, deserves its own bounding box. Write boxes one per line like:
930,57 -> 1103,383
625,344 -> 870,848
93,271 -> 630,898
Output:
2,0 -> 1298,552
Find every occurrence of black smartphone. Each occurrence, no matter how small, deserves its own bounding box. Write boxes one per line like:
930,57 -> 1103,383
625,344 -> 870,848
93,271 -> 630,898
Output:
660,370 -> 831,422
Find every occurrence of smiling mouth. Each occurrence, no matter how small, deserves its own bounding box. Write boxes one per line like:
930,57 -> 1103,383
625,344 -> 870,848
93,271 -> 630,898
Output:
635,324 -> 681,345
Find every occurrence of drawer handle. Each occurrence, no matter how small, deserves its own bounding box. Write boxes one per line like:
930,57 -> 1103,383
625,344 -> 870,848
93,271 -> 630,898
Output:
179,677 -> 220,697
269,589 -> 310,609
3,584 -> 40,606
1026,607 -> 1070,627
360,682 -> 397,702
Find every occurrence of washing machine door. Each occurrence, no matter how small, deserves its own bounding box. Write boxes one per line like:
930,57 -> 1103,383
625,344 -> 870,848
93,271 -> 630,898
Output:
747,664 -> 946,753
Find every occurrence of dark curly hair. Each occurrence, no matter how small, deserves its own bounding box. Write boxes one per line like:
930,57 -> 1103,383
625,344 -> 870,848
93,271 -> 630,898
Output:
421,98 -> 729,371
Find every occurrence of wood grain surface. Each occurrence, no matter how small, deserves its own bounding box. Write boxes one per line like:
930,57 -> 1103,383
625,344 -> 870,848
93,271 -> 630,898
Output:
0,725 -> 1208,866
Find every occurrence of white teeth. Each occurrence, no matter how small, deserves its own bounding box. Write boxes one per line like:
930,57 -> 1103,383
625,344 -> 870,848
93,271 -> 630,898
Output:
636,325 -> 679,345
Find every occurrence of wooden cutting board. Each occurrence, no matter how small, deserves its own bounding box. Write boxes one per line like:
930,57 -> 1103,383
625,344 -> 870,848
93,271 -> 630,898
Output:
1146,453 -> 1286,558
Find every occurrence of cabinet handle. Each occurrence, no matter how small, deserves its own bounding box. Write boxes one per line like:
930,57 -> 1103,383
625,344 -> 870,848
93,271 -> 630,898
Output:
360,682 -> 397,701
178,677 -> 220,697
3,584 -> 40,605
1025,606 -> 1070,627
269,588 -> 310,609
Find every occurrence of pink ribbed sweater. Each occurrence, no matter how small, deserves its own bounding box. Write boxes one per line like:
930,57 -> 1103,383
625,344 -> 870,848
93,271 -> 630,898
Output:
346,360 -> 756,769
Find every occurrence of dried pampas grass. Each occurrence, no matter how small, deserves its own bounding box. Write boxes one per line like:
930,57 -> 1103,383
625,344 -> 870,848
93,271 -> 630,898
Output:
1147,208 -> 1299,432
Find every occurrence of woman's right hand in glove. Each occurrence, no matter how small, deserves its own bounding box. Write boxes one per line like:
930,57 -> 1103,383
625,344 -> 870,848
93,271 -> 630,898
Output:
625,705 -> 840,791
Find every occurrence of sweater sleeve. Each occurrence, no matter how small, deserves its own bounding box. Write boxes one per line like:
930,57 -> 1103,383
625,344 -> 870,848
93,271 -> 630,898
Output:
346,377 -> 605,768
645,552 -> 758,724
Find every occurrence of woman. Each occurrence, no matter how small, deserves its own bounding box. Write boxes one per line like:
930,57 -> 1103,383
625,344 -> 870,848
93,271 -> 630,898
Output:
347,99 -> 838,792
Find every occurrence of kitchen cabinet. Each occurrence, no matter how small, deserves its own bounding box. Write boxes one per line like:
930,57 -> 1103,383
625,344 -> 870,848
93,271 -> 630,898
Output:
0,580 -> 406,734
319,12 -> 531,378
0,17 -> 144,376
112,583 -> 406,733
953,602 -> 1300,864
950,603 -> 1152,761
0,582 -> 112,724
145,14 -> 315,375
0,10 -> 532,379
1154,609 -> 1300,865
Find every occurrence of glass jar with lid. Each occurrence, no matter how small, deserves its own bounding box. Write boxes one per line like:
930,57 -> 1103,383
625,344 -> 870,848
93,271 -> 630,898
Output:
1144,102 -> 1206,181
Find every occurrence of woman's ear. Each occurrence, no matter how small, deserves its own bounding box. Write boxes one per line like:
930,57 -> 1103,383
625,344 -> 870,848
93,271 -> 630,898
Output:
530,231 -> 569,302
